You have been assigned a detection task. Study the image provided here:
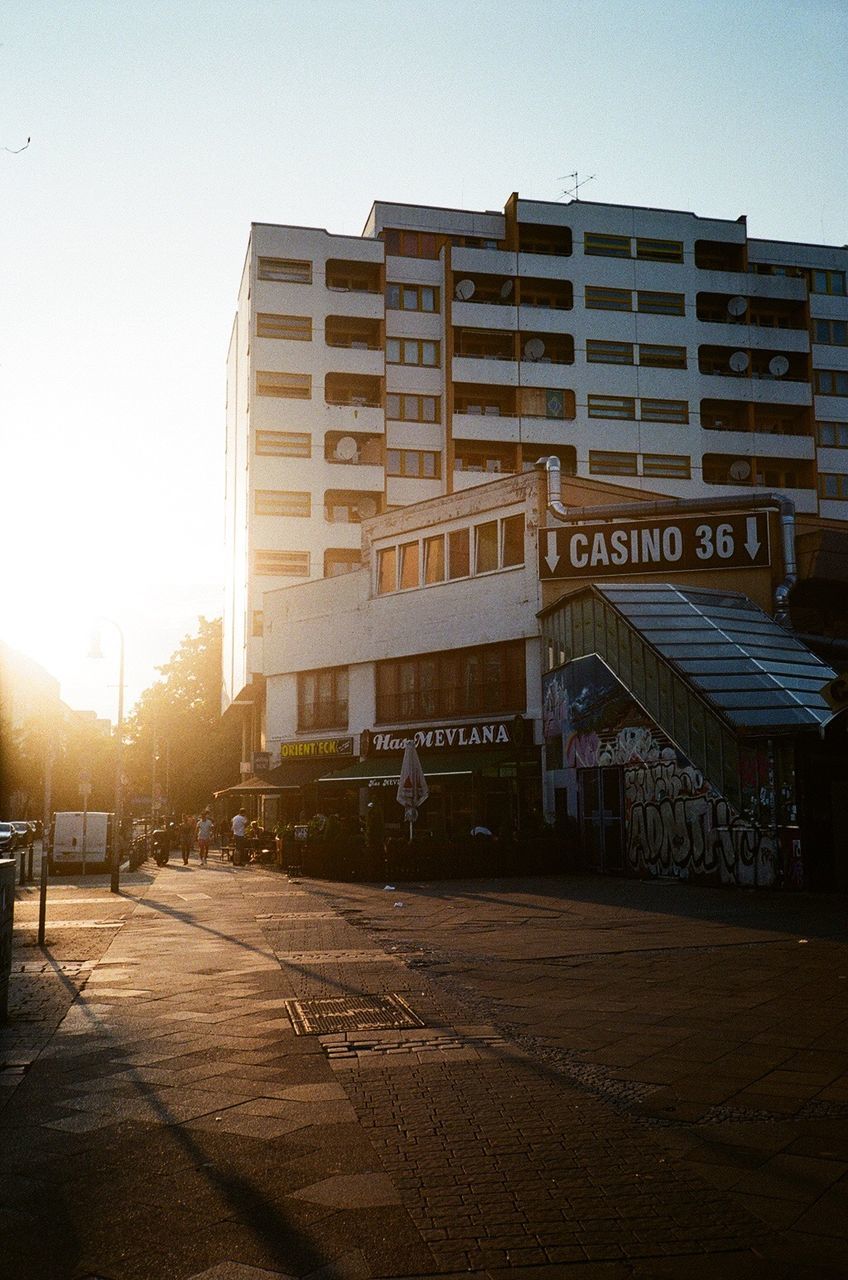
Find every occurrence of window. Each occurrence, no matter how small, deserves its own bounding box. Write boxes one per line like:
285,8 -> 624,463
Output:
586,339 -> 634,365
817,421 -> 848,448
588,394 -> 636,420
639,343 -> 687,369
386,337 -> 440,366
252,611 -> 263,637
255,430 -> 311,457
637,290 -> 685,316
448,528 -> 470,579
636,237 -> 684,263
398,541 -> 419,589
423,535 -> 445,584
585,286 -> 631,311
589,450 -> 638,476
256,313 -> 312,340
385,393 -> 439,422
376,640 -> 525,723
819,473 -> 848,500
257,257 -> 311,284
501,514 -> 525,567
255,371 -> 311,399
810,269 -> 846,296
642,453 -> 692,478
640,398 -> 689,424
377,546 -> 397,594
298,667 -> 348,731
386,449 -> 440,479
324,549 -> 361,577
516,387 -> 575,419
383,228 -> 440,259
584,232 -> 630,258
254,550 -> 310,576
385,282 -> 438,312
813,319 -> 848,346
814,370 -> 848,396
475,521 -> 499,573
254,490 -> 311,517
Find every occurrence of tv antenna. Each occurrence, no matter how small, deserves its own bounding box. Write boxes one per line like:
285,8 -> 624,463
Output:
559,170 -> 595,202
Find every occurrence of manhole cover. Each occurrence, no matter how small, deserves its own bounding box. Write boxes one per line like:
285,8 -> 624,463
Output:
285,993 -> 424,1035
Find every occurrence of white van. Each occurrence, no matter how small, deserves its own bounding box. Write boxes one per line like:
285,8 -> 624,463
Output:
50,811 -> 114,874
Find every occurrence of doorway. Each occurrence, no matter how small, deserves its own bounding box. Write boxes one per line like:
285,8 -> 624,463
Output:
578,767 -> 624,873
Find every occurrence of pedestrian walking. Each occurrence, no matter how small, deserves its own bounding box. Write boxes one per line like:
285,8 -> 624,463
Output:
196,811 -> 215,865
179,813 -> 195,865
231,808 -> 248,865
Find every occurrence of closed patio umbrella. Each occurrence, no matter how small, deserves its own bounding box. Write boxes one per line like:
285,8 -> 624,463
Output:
396,739 -> 429,842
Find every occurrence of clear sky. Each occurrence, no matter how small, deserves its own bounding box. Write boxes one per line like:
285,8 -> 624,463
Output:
2,0 -> 846,721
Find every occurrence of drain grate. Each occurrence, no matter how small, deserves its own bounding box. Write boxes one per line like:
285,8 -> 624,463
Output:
285,993 -> 424,1035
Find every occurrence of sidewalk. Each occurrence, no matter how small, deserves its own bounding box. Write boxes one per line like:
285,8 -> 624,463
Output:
2,860 -> 844,1279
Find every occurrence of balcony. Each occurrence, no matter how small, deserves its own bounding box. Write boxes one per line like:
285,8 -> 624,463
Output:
324,488 -> 383,523
325,315 -> 382,350
325,258 -> 381,294
697,289 -> 808,328
453,383 -> 575,421
454,440 -> 518,477
325,372 -> 382,408
517,222 -> 572,257
698,345 -> 809,382
701,399 -> 813,437
702,453 -> 815,489
695,240 -> 746,273
324,432 -> 383,465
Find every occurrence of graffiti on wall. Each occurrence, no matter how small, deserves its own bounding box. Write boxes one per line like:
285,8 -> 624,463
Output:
542,655 -> 781,887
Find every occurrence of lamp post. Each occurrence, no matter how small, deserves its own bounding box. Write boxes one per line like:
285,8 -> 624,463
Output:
89,620 -> 125,894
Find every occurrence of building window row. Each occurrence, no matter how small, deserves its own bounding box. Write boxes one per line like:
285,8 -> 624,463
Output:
254,490 -> 311,517
386,449 -> 440,479
813,370 -> 848,397
254,550 -> 310,576
376,639 -> 525,725
386,337 -> 440,367
817,421 -> 848,448
584,232 -> 684,263
376,514 -> 525,595
588,451 -> 691,479
586,339 -> 687,368
298,667 -> 348,731
585,286 -> 686,315
813,319 -> 848,346
587,395 -> 689,423
819,473 -> 848,500
386,282 -> 439,312
386,392 -> 440,423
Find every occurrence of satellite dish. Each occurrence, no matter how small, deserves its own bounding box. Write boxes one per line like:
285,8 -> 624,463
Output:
524,338 -> 545,361
729,351 -> 749,373
727,296 -> 747,317
769,355 -> 790,377
454,279 -> 475,301
499,279 -> 514,300
728,459 -> 752,481
356,497 -> 378,519
334,436 -> 358,461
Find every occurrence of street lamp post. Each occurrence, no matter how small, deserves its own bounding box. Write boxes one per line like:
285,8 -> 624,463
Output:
89,620 -> 125,894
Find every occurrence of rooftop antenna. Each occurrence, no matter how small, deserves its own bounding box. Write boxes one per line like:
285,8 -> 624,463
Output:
558,170 -> 595,202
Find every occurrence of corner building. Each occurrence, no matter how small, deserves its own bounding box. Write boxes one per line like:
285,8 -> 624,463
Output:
224,193 -> 848,755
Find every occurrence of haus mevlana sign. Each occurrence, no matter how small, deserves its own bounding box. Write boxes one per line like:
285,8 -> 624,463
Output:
539,511 -> 771,580
369,720 -> 521,755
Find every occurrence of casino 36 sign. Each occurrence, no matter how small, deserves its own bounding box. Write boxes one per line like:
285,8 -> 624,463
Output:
539,511 -> 771,580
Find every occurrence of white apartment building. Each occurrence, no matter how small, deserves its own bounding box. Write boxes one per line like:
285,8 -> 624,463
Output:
223,192 -> 848,747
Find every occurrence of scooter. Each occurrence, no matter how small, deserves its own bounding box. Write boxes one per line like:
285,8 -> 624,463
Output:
151,828 -> 170,866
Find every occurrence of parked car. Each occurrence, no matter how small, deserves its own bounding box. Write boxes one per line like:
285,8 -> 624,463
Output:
10,821 -> 33,849
0,822 -> 15,854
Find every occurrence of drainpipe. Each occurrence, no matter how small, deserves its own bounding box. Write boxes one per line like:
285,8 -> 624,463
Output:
536,456 -> 798,624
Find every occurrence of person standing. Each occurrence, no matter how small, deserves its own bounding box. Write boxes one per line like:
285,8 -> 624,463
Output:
196,811 -> 215,866
179,814 -> 195,865
231,808 -> 248,865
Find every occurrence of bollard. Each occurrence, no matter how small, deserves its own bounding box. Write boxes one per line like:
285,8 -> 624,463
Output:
19,848 -> 26,886
37,844 -> 48,946
26,845 -> 34,884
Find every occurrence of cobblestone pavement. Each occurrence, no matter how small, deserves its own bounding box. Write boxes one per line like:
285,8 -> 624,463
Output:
2,861 -> 846,1278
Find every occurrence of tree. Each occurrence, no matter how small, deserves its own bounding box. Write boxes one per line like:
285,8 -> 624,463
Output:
123,617 -> 240,818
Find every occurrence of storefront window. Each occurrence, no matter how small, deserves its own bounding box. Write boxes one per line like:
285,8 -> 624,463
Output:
377,546 -> 396,594
475,521 -> 499,573
423,535 -> 445,584
448,528 -> 470,579
375,640 -> 525,723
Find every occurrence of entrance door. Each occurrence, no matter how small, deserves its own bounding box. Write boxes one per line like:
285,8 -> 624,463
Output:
578,767 -> 624,873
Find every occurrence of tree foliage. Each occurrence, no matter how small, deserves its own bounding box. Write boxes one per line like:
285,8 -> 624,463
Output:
123,617 -> 240,817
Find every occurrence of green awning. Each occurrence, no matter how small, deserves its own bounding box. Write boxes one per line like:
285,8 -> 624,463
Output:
319,748 -> 538,785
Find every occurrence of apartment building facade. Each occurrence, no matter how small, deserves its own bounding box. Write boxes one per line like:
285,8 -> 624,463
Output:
223,193 -> 848,744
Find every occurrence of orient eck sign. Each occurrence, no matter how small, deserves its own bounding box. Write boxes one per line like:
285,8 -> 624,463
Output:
539,511 -> 771,581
